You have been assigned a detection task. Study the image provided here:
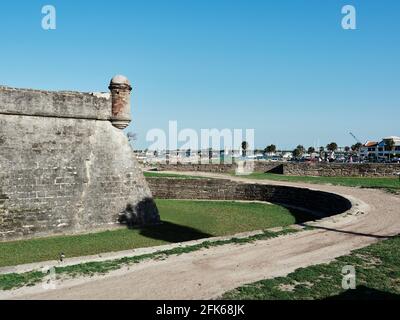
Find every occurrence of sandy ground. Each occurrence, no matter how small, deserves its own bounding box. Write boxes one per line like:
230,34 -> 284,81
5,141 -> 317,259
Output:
2,171 -> 400,300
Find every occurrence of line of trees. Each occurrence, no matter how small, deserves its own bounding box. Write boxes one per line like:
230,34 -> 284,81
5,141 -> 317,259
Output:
238,140 -> 370,159
291,142 -> 361,159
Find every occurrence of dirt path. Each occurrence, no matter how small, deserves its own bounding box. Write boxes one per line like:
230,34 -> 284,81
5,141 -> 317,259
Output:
3,172 -> 400,300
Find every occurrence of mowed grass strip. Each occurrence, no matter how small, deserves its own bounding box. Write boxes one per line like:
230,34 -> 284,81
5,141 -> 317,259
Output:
235,172 -> 400,191
222,235 -> 400,300
0,200 -> 303,268
0,228 -> 300,291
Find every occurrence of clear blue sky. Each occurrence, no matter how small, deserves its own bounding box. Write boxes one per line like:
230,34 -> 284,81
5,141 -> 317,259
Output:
1,0 -> 399,150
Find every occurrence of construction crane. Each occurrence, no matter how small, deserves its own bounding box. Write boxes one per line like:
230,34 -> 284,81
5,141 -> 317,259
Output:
349,132 -> 362,144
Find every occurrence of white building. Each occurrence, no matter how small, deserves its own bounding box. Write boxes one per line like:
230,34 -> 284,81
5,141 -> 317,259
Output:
360,136 -> 400,160
360,141 -> 379,159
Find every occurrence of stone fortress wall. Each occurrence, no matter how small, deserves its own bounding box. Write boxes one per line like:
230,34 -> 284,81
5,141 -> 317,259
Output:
154,162 -> 400,177
0,76 -> 159,241
147,177 -> 352,218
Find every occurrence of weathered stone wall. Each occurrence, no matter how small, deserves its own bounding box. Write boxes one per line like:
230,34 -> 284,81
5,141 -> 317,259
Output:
154,162 -> 283,174
0,86 -> 111,120
283,162 -> 400,177
147,177 -> 352,217
156,163 -> 236,173
0,83 -> 159,241
153,162 -> 400,177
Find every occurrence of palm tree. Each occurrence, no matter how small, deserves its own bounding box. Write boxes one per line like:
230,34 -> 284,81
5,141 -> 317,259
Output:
241,141 -> 248,157
293,148 -> 302,159
351,142 -> 362,152
307,147 -> 315,154
296,145 -> 305,155
317,146 -> 325,160
344,146 -> 350,153
208,147 -> 213,161
385,138 -> 395,161
264,144 -> 277,154
326,142 -> 338,152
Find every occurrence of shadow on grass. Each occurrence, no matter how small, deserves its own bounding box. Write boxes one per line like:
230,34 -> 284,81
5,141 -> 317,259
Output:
324,286 -> 400,300
120,198 -> 212,243
281,206 -> 317,224
135,207 -> 313,243
138,221 -> 213,243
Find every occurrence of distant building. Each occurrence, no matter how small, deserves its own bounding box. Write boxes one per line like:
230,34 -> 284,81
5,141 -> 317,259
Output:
360,141 -> 379,159
377,136 -> 400,158
360,136 -> 400,160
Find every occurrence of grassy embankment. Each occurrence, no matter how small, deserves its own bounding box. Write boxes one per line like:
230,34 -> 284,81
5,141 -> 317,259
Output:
234,172 -> 400,193
144,171 -> 400,193
0,227 -> 300,290
0,199 -> 304,268
222,235 -> 400,300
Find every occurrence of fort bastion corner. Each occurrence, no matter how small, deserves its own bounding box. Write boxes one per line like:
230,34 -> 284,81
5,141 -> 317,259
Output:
0,75 -> 160,241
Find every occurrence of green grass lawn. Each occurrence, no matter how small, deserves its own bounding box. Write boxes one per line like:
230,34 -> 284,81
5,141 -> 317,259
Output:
232,172 -> 400,192
0,199 -> 306,268
222,235 -> 400,300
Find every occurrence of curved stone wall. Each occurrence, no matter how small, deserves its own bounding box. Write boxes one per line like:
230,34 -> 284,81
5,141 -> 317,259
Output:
147,177 -> 352,218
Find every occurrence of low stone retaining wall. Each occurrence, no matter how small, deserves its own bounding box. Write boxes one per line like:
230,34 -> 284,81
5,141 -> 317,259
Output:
155,163 -> 236,173
147,177 -> 352,217
153,162 -> 400,177
155,162 -> 283,174
284,162 -> 400,177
